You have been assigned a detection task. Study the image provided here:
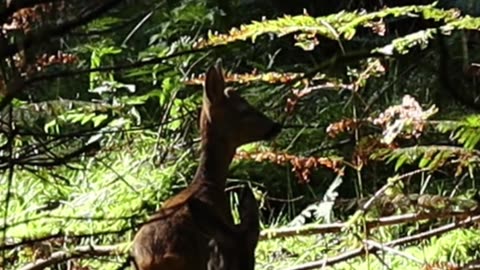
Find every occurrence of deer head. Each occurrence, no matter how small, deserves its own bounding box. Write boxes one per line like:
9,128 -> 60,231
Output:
200,60 -> 282,149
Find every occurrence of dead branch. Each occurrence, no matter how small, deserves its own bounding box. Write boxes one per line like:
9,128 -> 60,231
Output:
15,214 -> 480,270
259,210 -> 477,240
361,168 -> 429,211
388,214 -> 480,246
18,244 -> 126,270
364,240 -> 423,265
260,222 -> 344,240
281,214 -> 480,270
0,227 -> 131,252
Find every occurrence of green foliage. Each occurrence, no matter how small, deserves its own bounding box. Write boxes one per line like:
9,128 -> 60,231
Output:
88,44 -> 122,90
1,135 -> 194,269
197,5 -> 439,48
437,115 -> 480,150
374,145 -> 480,174
195,4 -> 480,55
373,115 -> 480,173
87,17 -> 124,32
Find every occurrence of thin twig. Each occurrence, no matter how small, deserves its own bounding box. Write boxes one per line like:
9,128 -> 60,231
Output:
18,244 -> 126,270
365,240 -> 423,265
361,168 -> 429,211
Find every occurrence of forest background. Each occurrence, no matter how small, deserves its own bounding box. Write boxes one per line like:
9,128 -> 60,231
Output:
2,0 -> 480,269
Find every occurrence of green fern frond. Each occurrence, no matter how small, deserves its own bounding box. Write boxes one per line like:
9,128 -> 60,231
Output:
435,116 -> 480,150
195,4 -> 441,49
376,14 -> 480,55
197,4 -> 480,55
372,145 -> 480,171
194,4 -> 480,52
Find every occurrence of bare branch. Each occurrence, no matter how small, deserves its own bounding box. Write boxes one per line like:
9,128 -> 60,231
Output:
361,169 -> 429,211
13,214 -> 480,270
282,215 -> 480,270
259,210 -> 477,240
364,240 -> 423,265
18,244 -> 126,270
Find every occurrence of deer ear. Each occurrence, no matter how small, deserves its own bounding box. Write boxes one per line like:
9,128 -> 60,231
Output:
204,61 -> 225,105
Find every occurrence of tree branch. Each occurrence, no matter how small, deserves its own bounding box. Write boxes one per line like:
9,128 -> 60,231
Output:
18,244 -> 127,270
259,210 -> 477,240
283,214 -> 480,270
13,212 -> 480,270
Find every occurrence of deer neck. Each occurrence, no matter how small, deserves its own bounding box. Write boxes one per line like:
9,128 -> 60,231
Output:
193,133 -> 235,190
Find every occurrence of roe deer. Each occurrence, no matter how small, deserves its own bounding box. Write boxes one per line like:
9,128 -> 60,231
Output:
132,60 -> 281,270
187,184 -> 260,270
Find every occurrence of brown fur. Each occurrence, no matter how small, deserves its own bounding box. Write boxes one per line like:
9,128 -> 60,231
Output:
188,185 -> 260,270
132,60 -> 281,270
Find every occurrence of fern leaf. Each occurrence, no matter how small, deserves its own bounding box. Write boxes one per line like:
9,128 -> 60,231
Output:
373,145 -> 480,171
435,116 -> 480,150
195,5 -> 442,49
